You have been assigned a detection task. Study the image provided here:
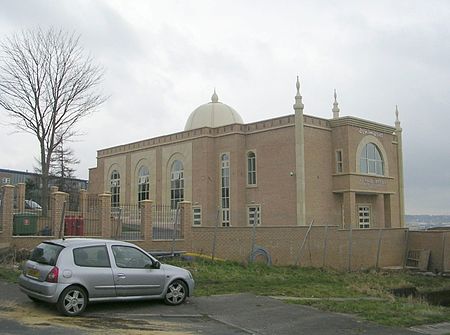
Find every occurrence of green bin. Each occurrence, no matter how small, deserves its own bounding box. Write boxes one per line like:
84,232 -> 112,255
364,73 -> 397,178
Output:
13,213 -> 38,235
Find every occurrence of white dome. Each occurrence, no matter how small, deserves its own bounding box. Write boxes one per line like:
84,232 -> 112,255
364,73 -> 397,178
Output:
184,90 -> 243,130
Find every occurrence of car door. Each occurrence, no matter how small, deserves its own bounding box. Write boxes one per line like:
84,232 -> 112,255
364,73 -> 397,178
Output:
72,245 -> 116,298
110,245 -> 166,297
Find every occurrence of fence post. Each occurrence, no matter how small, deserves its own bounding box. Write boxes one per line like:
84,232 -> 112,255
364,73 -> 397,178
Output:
444,232 -> 449,273
16,183 -> 26,212
51,191 -> 68,238
375,228 -> 383,269
179,201 -> 192,249
348,225 -> 353,272
1,185 -> 15,237
141,200 -> 153,241
295,219 -> 314,266
99,193 -> 112,239
211,208 -> 220,261
322,222 -> 329,268
403,229 -> 409,268
441,233 -> 446,273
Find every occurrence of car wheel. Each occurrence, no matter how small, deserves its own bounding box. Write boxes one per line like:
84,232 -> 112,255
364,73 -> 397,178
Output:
164,280 -> 187,305
57,285 -> 88,316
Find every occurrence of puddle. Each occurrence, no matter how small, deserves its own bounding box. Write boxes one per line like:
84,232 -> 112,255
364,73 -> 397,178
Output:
421,289 -> 450,307
390,287 -> 450,306
389,286 -> 418,297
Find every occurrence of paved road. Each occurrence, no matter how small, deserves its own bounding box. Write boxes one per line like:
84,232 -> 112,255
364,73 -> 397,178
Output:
0,280 -> 426,334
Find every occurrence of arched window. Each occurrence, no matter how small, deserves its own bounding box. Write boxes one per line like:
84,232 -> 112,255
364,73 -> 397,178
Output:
137,166 -> 149,202
170,160 -> 184,209
360,143 -> 384,175
247,151 -> 257,186
220,153 -> 230,226
110,170 -> 120,207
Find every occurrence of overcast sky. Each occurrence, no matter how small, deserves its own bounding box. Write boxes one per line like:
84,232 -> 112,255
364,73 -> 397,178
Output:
0,0 -> 449,215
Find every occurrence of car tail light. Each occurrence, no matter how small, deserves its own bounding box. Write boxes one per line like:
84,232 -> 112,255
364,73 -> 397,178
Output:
46,266 -> 59,283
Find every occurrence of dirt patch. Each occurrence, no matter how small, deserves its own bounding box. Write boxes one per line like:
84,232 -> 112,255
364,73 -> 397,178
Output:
0,300 -> 192,335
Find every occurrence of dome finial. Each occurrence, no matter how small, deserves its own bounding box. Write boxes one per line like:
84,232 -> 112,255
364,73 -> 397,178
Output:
293,76 -> 304,111
395,105 -> 401,130
332,89 -> 340,119
211,89 -> 219,103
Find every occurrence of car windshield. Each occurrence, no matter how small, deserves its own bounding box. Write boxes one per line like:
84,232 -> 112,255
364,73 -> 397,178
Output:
30,242 -> 64,266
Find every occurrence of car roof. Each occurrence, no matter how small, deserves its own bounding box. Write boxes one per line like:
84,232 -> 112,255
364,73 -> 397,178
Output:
43,238 -> 136,248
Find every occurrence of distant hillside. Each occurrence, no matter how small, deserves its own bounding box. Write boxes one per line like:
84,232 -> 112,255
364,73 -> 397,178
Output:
406,215 -> 450,230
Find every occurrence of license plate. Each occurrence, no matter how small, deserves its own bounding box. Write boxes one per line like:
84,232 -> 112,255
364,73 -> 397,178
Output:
27,268 -> 40,279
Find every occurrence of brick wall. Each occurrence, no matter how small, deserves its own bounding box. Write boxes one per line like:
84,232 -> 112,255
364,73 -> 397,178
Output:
408,231 -> 450,272
189,225 -> 406,269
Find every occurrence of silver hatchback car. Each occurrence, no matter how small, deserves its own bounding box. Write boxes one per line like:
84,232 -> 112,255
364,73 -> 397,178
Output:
19,238 -> 194,316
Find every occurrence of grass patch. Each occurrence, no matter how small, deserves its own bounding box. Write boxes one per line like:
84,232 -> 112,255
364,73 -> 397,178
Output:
166,257 -> 450,327
0,265 -> 21,283
295,298 -> 450,327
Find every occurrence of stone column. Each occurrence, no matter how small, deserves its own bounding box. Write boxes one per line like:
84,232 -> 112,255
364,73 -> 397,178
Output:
375,194 -> 385,228
49,186 -> 59,210
293,76 -> 306,226
79,189 -> 88,217
343,191 -> 356,229
383,194 -> 392,228
16,183 -> 26,212
179,201 -> 192,245
395,107 -> 405,227
98,193 -> 112,238
141,200 -> 153,241
51,191 -> 68,238
1,185 -> 15,237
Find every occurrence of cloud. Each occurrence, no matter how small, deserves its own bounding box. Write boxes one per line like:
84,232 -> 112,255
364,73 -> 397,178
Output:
0,0 -> 449,214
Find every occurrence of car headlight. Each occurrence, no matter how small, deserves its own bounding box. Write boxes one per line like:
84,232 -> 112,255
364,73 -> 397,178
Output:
187,271 -> 193,279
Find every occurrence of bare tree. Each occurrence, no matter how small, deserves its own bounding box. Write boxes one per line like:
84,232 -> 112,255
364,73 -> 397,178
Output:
0,28 -> 105,212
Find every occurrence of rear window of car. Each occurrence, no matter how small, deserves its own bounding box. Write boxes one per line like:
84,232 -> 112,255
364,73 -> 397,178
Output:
73,246 -> 111,268
30,242 -> 64,266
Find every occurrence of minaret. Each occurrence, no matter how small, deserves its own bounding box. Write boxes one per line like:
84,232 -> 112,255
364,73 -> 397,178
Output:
293,76 -> 306,225
395,105 -> 405,227
332,89 -> 340,119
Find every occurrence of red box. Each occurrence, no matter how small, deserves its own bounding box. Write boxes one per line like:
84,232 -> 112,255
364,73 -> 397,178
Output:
64,216 -> 84,236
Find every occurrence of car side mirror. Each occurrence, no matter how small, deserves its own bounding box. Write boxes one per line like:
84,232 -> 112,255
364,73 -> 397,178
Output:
153,261 -> 161,269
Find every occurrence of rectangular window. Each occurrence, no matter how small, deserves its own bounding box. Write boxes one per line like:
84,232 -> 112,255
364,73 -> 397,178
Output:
358,205 -> 371,228
247,151 -> 257,186
247,205 -> 261,226
335,150 -> 343,173
30,242 -> 64,266
73,246 -> 110,268
193,206 -> 202,225
111,181 -> 120,207
220,153 -> 230,227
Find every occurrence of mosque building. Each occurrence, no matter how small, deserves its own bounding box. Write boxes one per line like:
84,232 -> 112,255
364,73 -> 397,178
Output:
88,78 -> 405,229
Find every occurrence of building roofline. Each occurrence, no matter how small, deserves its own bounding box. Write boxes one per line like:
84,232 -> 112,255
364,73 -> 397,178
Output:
0,168 -> 88,183
97,113 -> 395,158
330,116 -> 396,134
